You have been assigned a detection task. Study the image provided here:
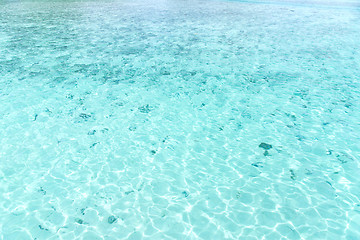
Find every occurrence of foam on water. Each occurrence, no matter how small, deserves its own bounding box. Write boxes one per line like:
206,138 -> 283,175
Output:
0,0 -> 360,239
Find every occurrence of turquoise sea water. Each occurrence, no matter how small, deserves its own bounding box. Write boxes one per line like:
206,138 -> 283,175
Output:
1,0 -> 360,239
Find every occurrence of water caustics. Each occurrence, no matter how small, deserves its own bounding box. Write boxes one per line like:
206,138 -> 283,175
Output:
0,0 -> 360,239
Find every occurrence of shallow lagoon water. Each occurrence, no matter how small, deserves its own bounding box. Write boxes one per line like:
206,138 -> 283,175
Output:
0,0 -> 360,239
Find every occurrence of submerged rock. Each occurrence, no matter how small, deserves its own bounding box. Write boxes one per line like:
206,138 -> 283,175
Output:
251,162 -> 263,168
75,218 -> 84,224
290,169 -> 296,180
138,104 -> 152,113
38,225 -> 49,231
79,113 -> 91,119
108,216 -> 117,224
182,191 -> 189,198
259,142 -> 272,150
88,130 -> 96,135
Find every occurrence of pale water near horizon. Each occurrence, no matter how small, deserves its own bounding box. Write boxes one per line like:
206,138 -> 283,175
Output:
0,0 -> 360,239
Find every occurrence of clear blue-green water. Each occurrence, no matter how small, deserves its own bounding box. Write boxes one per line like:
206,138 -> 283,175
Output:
1,0 -> 360,239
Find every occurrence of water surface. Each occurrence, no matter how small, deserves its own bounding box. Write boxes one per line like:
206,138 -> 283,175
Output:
0,0 -> 360,239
